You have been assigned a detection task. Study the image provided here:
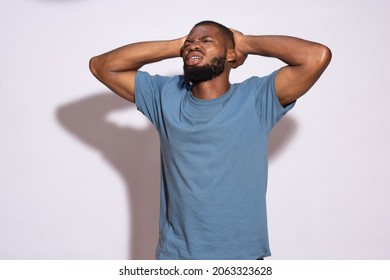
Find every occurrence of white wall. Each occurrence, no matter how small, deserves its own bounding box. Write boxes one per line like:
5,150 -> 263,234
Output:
1,0 -> 389,259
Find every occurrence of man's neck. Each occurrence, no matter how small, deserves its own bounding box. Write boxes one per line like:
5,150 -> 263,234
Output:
191,74 -> 230,100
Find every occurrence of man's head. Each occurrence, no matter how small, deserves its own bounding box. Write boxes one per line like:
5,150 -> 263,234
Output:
192,21 -> 235,49
182,21 -> 236,84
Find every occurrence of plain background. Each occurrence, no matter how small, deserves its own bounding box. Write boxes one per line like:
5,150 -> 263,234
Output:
1,0 -> 389,259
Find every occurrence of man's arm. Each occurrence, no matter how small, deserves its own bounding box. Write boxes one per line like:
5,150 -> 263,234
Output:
89,37 -> 185,103
233,32 -> 332,106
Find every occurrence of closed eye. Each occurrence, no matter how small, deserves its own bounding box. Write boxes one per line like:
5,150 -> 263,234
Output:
201,36 -> 213,43
184,36 -> 213,45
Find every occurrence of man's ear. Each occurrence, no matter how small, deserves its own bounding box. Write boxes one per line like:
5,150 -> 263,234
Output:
227,48 -> 236,64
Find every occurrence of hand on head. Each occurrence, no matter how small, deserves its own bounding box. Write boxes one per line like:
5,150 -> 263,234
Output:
230,28 -> 248,69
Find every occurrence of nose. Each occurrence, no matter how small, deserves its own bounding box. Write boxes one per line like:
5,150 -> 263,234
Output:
186,41 -> 200,52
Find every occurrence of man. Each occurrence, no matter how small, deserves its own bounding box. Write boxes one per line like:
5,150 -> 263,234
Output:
89,20 -> 331,260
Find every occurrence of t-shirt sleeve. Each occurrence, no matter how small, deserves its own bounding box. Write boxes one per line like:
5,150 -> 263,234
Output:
134,71 -> 169,128
255,70 -> 295,132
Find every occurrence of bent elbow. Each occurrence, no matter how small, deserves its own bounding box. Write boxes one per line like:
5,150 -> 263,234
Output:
89,56 -> 101,78
317,45 -> 332,69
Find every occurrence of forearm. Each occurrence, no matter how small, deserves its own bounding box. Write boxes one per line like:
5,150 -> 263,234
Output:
238,35 -> 330,68
90,38 -> 184,74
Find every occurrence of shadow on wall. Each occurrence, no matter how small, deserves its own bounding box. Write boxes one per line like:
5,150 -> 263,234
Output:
56,93 -> 160,260
56,92 -> 297,259
269,113 -> 298,161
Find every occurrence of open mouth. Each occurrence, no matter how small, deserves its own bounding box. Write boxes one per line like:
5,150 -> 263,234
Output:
186,54 -> 203,66
189,56 -> 201,61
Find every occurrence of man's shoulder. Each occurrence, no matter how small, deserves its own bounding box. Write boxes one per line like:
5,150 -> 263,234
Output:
233,71 -> 278,92
136,71 -> 188,93
137,71 -> 184,84
240,71 -> 277,85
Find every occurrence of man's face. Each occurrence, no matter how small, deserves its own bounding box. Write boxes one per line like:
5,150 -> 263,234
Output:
182,25 -> 228,84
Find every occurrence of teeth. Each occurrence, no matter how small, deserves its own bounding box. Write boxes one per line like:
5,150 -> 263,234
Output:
189,56 -> 201,61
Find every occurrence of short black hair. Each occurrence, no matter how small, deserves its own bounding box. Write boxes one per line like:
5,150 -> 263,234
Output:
193,20 -> 235,49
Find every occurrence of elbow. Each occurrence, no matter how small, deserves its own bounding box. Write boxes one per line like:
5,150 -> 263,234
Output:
89,55 -> 118,81
89,55 -> 111,80
305,44 -> 332,75
317,44 -> 332,69
89,56 -> 101,78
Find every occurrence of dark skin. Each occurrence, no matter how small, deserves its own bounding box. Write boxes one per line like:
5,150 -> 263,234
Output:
181,25 -> 236,100
90,24 -> 331,106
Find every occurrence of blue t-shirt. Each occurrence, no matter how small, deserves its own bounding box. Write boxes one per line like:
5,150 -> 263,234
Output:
135,70 -> 294,259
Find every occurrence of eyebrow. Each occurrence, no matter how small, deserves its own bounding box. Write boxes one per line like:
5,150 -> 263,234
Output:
184,35 -> 213,43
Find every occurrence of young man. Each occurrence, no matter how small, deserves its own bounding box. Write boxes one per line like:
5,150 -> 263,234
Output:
90,20 -> 331,259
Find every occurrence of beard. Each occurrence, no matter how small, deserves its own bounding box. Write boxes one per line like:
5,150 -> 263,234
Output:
184,56 -> 226,85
